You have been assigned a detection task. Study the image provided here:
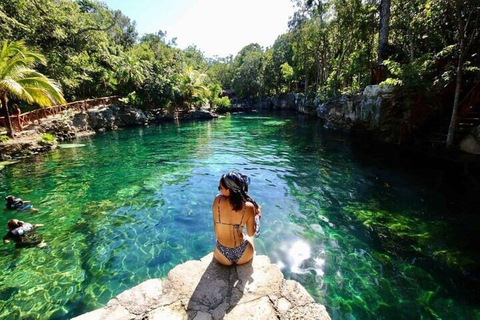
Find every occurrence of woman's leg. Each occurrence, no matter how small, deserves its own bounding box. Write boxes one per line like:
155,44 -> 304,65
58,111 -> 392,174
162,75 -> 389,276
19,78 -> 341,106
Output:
236,241 -> 254,265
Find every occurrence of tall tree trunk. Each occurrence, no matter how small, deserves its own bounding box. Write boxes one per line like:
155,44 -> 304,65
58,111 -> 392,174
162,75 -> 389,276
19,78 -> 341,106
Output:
304,74 -> 309,96
378,0 -> 391,65
321,34 -> 327,84
446,3 -> 466,149
315,51 -> 320,93
408,29 -> 414,61
335,38 -> 352,94
0,95 -> 14,138
304,46 -> 309,96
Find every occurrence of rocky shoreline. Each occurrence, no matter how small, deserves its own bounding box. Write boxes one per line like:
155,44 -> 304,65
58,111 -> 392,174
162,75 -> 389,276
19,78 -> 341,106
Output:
72,253 -> 331,320
0,105 -> 217,162
239,85 -> 480,154
3,89 -> 479,162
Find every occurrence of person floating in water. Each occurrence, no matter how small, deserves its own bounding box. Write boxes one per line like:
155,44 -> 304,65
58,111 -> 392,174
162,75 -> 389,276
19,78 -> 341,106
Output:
3,219 -> 46,248
213,171 -> 262,266
4,195 -> 39,213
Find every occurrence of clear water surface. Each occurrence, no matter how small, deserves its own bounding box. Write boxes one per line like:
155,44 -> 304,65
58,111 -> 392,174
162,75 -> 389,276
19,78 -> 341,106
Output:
0,113 -> 478,319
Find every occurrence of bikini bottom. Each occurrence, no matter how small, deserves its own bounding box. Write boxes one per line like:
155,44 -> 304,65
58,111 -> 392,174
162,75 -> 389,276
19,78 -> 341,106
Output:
216,240 -> 249,264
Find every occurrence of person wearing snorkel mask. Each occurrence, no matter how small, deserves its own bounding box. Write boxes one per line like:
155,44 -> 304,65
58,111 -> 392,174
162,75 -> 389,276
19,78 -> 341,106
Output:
213,171 -> 262,266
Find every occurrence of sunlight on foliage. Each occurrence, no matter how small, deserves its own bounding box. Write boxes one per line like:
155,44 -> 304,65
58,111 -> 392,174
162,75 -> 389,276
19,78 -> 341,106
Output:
38,133 -> 57,146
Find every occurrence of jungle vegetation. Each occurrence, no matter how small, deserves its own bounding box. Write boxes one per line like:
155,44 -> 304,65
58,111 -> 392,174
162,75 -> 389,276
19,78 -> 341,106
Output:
0,0 -> 479,147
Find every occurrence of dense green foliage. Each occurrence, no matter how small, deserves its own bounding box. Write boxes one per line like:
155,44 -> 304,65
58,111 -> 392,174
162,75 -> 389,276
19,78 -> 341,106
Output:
0,0 -> 228,112
1,0 -> 478,124
221,0 -> 479,105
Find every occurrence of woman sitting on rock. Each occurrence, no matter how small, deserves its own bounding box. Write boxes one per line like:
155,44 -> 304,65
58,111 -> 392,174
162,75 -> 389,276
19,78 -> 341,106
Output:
213,171 -> 261,266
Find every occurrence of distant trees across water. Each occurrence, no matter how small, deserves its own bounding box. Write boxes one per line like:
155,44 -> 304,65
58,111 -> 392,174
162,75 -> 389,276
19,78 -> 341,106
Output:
1,0 -> 478,147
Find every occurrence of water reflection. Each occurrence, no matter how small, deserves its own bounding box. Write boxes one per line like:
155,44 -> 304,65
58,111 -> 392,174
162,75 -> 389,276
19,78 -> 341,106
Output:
287,240 -> 311,274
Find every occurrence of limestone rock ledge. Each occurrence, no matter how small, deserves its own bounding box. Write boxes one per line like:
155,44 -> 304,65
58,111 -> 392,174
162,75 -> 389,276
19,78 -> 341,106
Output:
73,253 -> 330,320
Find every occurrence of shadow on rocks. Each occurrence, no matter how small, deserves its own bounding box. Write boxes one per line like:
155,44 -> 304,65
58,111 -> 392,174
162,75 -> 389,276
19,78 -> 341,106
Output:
187,257 -> 254,319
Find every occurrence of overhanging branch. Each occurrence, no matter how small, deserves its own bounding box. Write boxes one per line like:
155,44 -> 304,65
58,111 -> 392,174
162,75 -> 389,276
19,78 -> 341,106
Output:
76,11 -> 119,35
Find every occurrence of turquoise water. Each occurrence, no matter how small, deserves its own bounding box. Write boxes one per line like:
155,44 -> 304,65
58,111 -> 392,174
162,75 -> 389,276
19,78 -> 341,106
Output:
0,113 -> 479,319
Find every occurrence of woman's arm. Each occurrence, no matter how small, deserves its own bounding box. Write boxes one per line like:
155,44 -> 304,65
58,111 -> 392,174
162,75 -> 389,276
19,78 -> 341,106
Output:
3,233 -> 12,244
212,195 -> 219,235
245,203 -> 255,237
33,224 -> 44,229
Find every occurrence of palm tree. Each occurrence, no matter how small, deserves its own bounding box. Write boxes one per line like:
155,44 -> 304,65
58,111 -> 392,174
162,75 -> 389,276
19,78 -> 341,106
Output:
177,67 -> 210,110
0,40 -> 66,138
116,54 -> 149,95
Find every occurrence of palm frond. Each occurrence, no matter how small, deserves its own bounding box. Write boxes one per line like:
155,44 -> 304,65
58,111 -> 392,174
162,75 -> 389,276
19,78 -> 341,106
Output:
8,41 -> 46,65
0,40 -> 65,110
22,87 -> 54,107
0,78 -> 34,103
17,76 -> 66,105
0,56 -> 36,79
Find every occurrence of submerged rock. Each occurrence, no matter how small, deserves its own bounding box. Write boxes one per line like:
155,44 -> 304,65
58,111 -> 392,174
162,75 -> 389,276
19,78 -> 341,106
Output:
72,253 -> 330,320
0,140 -> 56,161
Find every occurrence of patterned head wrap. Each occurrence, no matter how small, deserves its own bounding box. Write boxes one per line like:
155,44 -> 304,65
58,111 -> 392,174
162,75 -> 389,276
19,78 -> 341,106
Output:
221,171 -> 250,193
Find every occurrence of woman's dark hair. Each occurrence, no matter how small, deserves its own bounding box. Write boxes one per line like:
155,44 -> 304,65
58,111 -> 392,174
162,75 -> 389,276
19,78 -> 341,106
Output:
220,171 -> 259,211
7,219 -> 21,230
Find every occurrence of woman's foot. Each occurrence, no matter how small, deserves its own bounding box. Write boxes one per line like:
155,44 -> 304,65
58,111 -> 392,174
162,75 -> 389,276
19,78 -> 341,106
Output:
37,241 -> 47,248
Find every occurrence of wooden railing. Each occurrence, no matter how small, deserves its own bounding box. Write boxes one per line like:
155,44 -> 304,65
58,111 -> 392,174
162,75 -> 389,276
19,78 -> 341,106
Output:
0,96 -> 119,130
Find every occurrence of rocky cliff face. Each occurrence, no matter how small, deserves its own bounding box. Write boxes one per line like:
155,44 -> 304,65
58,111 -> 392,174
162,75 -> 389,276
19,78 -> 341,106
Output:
85,105 -> 217,131
250,86 -> 397,132
86,105 -> 150,131
316,85 -> 398,135
254,86 -> 401,143
72,253 -> 331,320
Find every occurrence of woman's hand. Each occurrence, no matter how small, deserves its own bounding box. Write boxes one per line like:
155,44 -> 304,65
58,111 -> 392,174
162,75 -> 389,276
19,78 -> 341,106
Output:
255,205 -> 262,218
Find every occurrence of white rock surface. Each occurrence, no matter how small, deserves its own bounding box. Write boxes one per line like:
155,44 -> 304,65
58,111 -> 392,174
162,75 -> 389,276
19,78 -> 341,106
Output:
72,253 -> 331,320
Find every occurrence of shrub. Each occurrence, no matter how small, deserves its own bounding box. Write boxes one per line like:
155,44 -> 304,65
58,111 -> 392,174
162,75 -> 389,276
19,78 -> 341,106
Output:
214,96 -> 232,113
119,91 -> 143,108
38,133 -> 57,146
0,135 -> 9,143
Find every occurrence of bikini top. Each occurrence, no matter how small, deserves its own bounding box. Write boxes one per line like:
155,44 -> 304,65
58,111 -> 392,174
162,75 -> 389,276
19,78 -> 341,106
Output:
215,196 -> 246,247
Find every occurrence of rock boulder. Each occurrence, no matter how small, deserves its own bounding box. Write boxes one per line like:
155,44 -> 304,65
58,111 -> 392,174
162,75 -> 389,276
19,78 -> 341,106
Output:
72,253 -> 330,320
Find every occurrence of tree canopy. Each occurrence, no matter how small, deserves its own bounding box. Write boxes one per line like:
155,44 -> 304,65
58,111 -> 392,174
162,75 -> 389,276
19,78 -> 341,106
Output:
1,0 -> 478,145
0,0 -> 227,112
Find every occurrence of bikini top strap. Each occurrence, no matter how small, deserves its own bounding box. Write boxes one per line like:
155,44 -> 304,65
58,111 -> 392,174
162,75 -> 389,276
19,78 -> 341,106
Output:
216,197 -> 246,227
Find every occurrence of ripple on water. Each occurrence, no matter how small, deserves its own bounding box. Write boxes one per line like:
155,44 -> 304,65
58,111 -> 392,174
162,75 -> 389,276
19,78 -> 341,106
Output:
0,113 -> 479,319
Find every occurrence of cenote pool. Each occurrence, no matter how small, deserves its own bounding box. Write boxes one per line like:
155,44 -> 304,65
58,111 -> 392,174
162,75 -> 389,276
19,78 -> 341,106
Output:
0,113 -> 479,319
